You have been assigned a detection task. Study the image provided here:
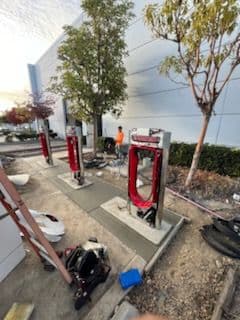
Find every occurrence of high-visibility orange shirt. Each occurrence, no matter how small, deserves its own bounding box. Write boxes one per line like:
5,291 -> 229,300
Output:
115,131 -> 124,146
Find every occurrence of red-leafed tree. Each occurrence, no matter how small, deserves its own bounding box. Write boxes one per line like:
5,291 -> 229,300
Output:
24,93 -> 55,120
5,106 -> 34,126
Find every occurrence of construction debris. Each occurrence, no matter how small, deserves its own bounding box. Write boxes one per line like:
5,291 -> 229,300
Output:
211,268 -> 238,320
3,303 -> 34,320
16,209 -> 65,243
201,217 -> 240,258
65,238 -> 111,310
8,174 -> 30,186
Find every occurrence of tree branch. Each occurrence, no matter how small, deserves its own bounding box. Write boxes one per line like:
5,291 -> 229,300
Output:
167,73 -> 189,86
217,60 -> 239,97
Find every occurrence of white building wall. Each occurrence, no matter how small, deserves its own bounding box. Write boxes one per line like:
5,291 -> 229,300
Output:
32,14 -> 84,139
32,0 -> 240,146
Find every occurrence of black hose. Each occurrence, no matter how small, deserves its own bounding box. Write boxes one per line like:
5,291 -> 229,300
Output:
213,219 -> 240,243
201,225 -> 240,259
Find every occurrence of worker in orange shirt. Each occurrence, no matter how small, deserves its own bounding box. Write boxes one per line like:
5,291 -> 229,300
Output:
115,126 -> 124,158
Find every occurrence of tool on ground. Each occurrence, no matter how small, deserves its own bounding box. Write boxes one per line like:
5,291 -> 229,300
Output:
119,268 -> 142,290
128,128 -> 171,228
64,238 -> 111,310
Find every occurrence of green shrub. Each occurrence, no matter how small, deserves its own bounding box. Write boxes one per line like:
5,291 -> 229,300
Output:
15,132 -> 38,141
97,137 -> 105,152
169,143 -> 240,177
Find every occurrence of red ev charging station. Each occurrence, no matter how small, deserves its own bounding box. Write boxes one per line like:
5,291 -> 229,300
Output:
39,125 -> 53,165
66,126 -> 82,184
128,128 -> 171,228
39,132 -> 49,158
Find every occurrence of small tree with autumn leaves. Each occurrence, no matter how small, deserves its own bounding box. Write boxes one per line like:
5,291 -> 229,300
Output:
145,0 -> 240,187
5,106 -> 34,127
24,93 -> 55,124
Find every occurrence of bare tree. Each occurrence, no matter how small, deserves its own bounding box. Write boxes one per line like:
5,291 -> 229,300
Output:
145,0 -> 240,186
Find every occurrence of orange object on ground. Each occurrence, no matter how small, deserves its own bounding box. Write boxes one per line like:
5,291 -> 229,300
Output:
115,131 -> 124,146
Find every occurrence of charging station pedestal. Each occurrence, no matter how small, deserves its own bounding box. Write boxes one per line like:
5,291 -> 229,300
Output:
101,128 -> 183,245
58,126 -> 92,189
37,123 -> 56,168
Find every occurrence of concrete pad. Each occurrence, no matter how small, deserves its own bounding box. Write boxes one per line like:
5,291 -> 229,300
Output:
57,172 -> 93,190
105,163 -> 144,177
68,180 -> 124,212
110,301 -> 139,320
90,207 -> 157,261
84,254 -> 146,320
101,197 -> 172,245
36,159 -> 58,169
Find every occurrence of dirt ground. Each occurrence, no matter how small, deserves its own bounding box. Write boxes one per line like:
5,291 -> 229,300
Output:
3,158 -> 240,320
86,165 -> 239,320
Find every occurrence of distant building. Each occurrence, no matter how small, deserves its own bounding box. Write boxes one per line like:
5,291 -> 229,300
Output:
28,1 -> 240,147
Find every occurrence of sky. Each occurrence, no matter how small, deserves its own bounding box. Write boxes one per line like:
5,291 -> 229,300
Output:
0,0 -> 81,112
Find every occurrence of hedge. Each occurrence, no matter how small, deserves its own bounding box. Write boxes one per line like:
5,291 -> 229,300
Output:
169,142 -> 240,177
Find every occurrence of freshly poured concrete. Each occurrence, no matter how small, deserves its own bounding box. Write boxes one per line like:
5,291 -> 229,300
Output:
36,159 -> 58,169
105,163 -> 144,177
101,197 -> 172,245
58,172 -> 93,190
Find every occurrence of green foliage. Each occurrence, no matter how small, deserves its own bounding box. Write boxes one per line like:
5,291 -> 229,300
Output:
50,0 -> 134,123
97,136 -> 105,152
169,142 -> 240,177
15,131 -> 38,141
145,0 -> 240,114
0,113 -> 7,124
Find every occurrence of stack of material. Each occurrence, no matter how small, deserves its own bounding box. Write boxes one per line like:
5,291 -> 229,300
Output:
201,217 -> 240,258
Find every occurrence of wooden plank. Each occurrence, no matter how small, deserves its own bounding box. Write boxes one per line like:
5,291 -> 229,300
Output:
4,303 -> 34,320
211,268 -> 239,320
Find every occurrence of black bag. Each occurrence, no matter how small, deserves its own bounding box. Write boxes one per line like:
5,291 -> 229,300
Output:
65,247 -> 111,310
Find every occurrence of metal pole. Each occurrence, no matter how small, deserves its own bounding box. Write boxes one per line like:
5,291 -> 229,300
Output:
76,126 -> 85,184
43,120 -> 53,166
155,132 -> 171,229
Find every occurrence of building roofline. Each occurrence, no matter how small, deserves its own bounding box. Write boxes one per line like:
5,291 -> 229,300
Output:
35,12 -> 84,65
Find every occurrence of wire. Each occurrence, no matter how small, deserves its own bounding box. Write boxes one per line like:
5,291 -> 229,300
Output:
128,76 -> 240,99
120,112 -> 240,120
128,39 -> 157,53
126,38 -> 240,76
128,15 -> 143,28
129,85 -> 188,98
214,82 -> 230,144
128,64 -> 159,77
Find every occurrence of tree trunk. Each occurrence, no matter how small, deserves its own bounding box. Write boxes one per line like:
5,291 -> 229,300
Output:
185,114 -> 210,187
43,120 -> 53,166
93,115 -> 98,157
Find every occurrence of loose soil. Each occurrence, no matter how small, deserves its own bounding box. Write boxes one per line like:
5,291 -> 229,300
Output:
84,163 -> 240,320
